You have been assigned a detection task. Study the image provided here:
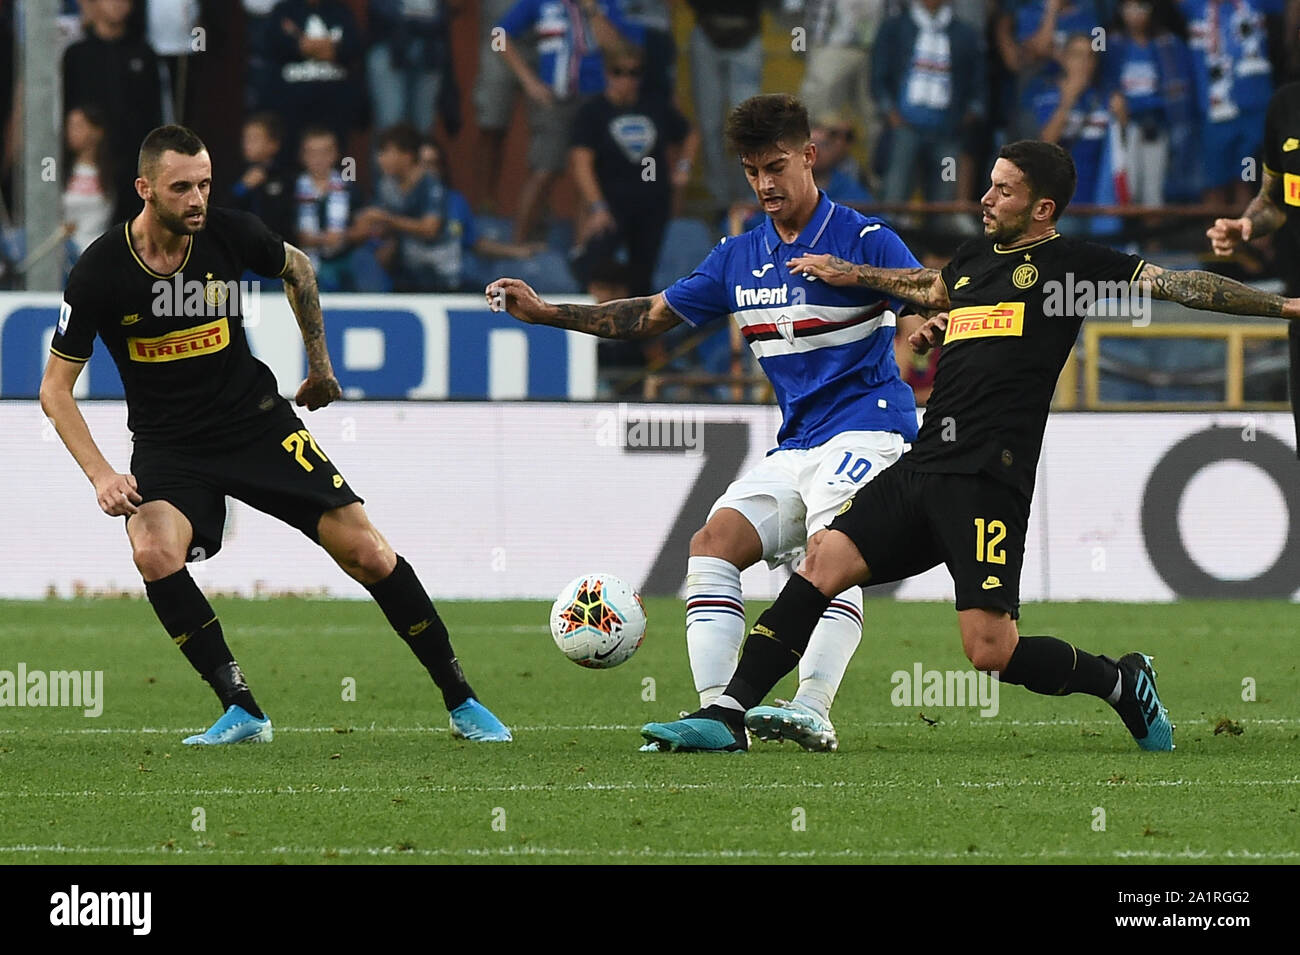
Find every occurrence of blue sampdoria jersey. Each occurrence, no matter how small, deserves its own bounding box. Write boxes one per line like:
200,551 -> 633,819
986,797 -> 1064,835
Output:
663,192 -> 919,450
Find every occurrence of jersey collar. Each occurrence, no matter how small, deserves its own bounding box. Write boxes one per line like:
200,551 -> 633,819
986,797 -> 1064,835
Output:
763,189 -> 835,254
992,232 -> 1060,254
125,221 -> 195,278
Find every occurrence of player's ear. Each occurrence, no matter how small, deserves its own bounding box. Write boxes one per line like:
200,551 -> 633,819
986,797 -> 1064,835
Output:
135,177 -> 150,201
805,140 -> 816,168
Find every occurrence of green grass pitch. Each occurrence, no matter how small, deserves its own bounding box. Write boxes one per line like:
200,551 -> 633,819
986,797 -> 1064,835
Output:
0,597 -> 1296,864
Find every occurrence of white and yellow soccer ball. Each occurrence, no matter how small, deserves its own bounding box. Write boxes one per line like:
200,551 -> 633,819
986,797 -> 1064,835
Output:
549,573 -> 647,668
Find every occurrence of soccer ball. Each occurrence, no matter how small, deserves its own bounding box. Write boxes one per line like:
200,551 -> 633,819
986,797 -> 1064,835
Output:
550,573 -> 647,668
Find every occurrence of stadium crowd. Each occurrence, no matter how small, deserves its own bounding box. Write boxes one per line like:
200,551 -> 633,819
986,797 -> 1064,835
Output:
1,0 -> 1298,396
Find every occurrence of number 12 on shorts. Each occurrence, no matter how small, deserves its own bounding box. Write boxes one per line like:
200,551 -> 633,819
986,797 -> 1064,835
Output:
282,428 -> 329,472
974,518 -> 1006,564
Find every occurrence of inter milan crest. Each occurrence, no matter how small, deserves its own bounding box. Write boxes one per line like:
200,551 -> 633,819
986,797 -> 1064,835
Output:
1012,263 -> 1038,289
609,114 -> 658,163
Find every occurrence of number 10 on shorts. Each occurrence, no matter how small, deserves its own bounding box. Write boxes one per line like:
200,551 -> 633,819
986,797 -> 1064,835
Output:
282,428 -> 329,472
974,518 -> 1007,565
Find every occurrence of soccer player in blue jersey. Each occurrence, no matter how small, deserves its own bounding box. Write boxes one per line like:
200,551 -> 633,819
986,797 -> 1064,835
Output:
487,94 -> 927,752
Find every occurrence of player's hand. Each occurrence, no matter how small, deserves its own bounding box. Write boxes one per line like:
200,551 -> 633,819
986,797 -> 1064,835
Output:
524,77 -> 556,107
486,277 -> 554,324
909,313 -> 948,355
577,208 -> 616,244
1207,217 -> 1252,256
295,374 -> 342,411
787,253 -> 860,286
93,471 -> 141,517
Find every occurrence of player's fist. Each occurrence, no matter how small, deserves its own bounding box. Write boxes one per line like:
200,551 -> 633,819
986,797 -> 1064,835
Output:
486,278 -> 554,324
909,313 -> 948,355
1207,217 -> 1252,256
296,374 -> 342,411
94,471 -> 141,517
786,253 -> 859,286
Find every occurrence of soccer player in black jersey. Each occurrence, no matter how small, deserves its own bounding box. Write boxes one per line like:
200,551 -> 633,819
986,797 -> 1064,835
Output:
39,125 -> 511,744
1207,80 -> 1300,456
642,140 -> 1300,752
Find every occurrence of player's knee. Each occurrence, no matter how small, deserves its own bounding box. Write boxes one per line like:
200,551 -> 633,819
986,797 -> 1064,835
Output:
335,534 -> 395,584
131,535 -> 186,580
800,534 -> 859,596
689,522 -> 733,558
961,618 -> 1016,672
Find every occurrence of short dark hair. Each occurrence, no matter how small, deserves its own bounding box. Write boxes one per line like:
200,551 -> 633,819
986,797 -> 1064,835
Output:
299,125 -> 338,146
137,124 -> 207,179
244,111 -> 284,143
725,94 -> 810,158
997,140 -> 1076,220
376,122 -> 421,158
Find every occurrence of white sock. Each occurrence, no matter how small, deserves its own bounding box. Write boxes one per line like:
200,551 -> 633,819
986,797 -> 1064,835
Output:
1106,670 -> 1123,705
793,586 -> 863,719
685,555 -> 746,709
714,694 -> 746,713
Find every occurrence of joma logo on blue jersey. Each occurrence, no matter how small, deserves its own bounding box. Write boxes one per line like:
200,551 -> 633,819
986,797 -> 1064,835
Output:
734,284 -> 789,307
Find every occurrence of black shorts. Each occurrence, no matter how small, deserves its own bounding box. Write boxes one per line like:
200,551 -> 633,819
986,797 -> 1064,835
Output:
130,413 -> 363,560
827,465 -> 1030,618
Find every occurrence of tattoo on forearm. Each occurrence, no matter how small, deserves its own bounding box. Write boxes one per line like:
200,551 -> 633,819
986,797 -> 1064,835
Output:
284,255 -> 332,374
1244,171 -> 1286,239
552,296 -> 658,339
826,258 -> 945,307
1147,268 -> 1285,317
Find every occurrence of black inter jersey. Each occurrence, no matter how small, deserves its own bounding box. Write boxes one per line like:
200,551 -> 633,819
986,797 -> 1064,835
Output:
900,233 -> 1144,498
1263,82 -> 1300,297
52,207 -> 291,446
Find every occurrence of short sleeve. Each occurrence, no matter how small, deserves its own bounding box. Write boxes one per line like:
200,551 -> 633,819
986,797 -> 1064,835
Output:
498,0 -> 538,36
222,207 -> 289,278
939,239 -> 983,296
662,240 -> 731,327
854,222 -> 922,314
1071,240 -> 1146,286
1264,92 -> 1282,175
570,100 -> 602,150
50,265 -> 102,362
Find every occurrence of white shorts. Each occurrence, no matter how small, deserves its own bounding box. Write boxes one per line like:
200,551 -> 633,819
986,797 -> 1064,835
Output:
709,430 -> 906,568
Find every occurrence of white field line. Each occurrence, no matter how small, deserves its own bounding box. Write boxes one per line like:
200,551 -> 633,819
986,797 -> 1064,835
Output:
2,717 -> 1297,735
0,844 -> 1296,861
2,777 -> 1298,799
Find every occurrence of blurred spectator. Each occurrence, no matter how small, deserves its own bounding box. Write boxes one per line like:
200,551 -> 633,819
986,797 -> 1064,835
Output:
367,0 -> 460,140
1105,0 -> 1196,205
62,105 -> 114,260
496,0 -> 645,241
873,0 -> 985,216
800,1 -> 882,185
585,258 -> 646,390
1033,34 -> 1125,222
996,0 -> 1106,138
294,125 -> 356,291
1182,0 -> 1283,206
811,112 -> 873,202
243,0 -> 279,111
473,0 -> 525,212
62,0 -> 163,224
352,124 -> 539,292
687,0 -> 763,211
227,112 -> 297,241
267,0 -> 362,155
146,0 -> 214,124
619,0 -> 677,105
569,43 -> 697,296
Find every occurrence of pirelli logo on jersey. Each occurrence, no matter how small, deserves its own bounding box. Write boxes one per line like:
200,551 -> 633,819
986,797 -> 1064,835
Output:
128,317 -> 230,363
944,303 -> 1025,343
1285,172 -> 1300,207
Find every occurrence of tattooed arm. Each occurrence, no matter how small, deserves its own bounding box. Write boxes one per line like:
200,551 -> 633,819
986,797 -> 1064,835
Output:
281,243 -> 342,410
1140,263 -> 1300,319
485,278 -> 682,339
1207,166 -> 1287,255
786,254 -> 951,310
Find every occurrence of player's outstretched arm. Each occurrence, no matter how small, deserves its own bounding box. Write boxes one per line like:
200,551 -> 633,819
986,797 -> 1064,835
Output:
1139,263 -> 1300,319
39,354 -> 141,516
485,277 -> 683,339
786,254 -> 951,310
281,242 -> 343,410
1207,167 -> 1286,256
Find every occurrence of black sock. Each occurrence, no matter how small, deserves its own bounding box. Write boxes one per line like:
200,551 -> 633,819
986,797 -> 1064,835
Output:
366,555 -> 474,710
999,636 -> 1119,698
723,574 -> 832,710
144,569 -> 264,719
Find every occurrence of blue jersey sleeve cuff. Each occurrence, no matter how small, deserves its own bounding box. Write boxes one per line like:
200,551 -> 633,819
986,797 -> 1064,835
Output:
661,288 -> 702,327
